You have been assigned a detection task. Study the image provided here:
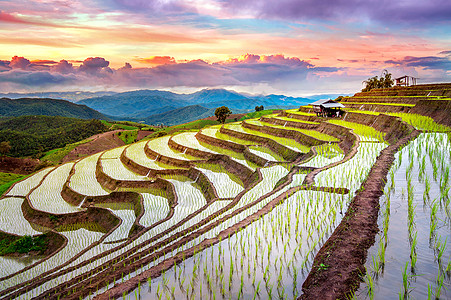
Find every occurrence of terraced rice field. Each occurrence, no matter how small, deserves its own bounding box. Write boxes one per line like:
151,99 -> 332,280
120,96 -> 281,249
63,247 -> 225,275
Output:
0,98 -> 450,299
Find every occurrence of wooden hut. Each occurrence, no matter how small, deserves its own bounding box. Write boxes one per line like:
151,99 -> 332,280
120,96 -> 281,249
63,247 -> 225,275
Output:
395,75 -> 418,87
310,99 -> 345,117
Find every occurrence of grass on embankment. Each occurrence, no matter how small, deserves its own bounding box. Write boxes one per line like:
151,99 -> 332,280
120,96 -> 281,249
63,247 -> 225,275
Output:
0,172 -> 26,196
40,138 -> 93,163
0,234 -> 47,255
100,120 -> 153,131
238,109 -> 276,121
117,130 -> 138,144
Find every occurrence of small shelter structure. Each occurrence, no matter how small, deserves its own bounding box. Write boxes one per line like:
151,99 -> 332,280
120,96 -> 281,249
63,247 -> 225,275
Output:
395,75 -> 418,87
310,99 -> 345,117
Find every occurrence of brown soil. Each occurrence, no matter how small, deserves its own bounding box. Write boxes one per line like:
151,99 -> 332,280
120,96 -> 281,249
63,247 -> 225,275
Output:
136,130 -> 154,140
0,157 -> 40,175
410,100 -> 451,127
299,129 -> 420,300
62,130 -> 126,163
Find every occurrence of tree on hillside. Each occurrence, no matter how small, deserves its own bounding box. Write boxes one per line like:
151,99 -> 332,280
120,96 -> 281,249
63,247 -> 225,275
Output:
0,141 -> 11,156
255,105 -> 264,112
362,70 -> 394,92
215,106 -> 232,124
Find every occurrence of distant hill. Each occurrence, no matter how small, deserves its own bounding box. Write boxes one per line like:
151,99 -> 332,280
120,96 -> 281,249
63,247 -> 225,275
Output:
78,90 -> 187,118
0,115 -> 109,157
142,105 -> 214,126
184,89 -> 245,103
79,88 -> 312,124
198,94 -> 311,110
0,98 -> 109,120
0,91 -> 116,102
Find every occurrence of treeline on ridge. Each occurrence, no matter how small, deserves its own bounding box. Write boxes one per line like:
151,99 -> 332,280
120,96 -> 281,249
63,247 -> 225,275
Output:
0,115 -> 108,157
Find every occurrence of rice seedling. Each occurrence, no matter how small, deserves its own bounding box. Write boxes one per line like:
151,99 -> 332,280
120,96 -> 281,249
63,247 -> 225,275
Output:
387,113 -> 451,132
327,119 -> 386,142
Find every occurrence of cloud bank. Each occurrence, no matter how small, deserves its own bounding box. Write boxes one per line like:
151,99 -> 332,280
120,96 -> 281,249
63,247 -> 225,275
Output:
1,52 -> 450,94
0,54 -> 341,92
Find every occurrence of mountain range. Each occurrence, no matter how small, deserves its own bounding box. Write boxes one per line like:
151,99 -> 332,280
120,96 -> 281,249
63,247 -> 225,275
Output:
77,89 -> 313,124
0,97 -> 109,120
0,89 -> 345,125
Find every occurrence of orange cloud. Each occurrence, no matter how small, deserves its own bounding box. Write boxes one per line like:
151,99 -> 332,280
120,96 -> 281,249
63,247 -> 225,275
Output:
135,56 -> 176,66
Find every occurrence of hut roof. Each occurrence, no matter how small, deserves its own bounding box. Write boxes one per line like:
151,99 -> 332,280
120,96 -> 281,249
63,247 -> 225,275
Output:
322,102 -> 345,108
310,99 -> 344,108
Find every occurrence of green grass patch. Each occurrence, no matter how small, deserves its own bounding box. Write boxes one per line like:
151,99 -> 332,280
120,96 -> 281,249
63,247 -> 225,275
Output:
386,113 -> 451,132
0,172 -> 25,185
0,234 -> 47,255
40,138 -> 92,163
101,120 -> 145,130
117,130 -> 138,144
238,109 -> 275,121
0,172 -> 26,196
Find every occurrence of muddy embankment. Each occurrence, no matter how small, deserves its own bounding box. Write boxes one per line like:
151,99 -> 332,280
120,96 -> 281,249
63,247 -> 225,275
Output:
410,99 -> 451,127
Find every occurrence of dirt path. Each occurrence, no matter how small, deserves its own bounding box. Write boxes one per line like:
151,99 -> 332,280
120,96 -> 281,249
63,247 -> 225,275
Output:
62,130 -> 125,163
299,129 -> 420,300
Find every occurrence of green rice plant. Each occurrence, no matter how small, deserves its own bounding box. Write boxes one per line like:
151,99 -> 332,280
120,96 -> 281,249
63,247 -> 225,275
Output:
272,116 -> 320,125
424,175 -> 431,200
410,232 -> 418,272
327,119 -> 386,142
436,237 -> 447,263
364,267 -> 375,300
387,113 -> 451,132
399,262 -> 412,299
435,270 -> 445,299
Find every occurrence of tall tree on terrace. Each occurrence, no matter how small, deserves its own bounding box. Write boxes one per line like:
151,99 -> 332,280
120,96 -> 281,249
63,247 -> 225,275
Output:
215,106 -> 232,124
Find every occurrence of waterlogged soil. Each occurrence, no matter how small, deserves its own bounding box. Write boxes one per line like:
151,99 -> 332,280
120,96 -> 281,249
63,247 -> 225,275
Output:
357,133 -> 451,299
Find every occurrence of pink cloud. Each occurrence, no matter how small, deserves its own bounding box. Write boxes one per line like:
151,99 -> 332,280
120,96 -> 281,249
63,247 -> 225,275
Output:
51,60 -> 75,74
9,56 -> 31,69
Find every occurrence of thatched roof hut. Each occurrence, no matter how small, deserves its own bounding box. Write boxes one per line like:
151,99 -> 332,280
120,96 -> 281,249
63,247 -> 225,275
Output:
310,99 -> 344,117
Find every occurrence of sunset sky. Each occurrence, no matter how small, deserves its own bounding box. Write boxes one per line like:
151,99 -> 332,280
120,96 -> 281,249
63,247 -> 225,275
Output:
1,0 -> 451,96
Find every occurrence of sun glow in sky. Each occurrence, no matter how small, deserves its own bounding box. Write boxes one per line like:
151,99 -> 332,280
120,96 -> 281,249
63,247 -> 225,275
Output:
1,0 -> 451,95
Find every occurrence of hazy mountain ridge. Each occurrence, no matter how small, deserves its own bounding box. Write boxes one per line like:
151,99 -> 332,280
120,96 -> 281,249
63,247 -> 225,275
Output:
79,88 -> 312,124
0,97 -> 110,120
0,88 -> 333,126
0,91 -> 116,102
141,105 -> 214,126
